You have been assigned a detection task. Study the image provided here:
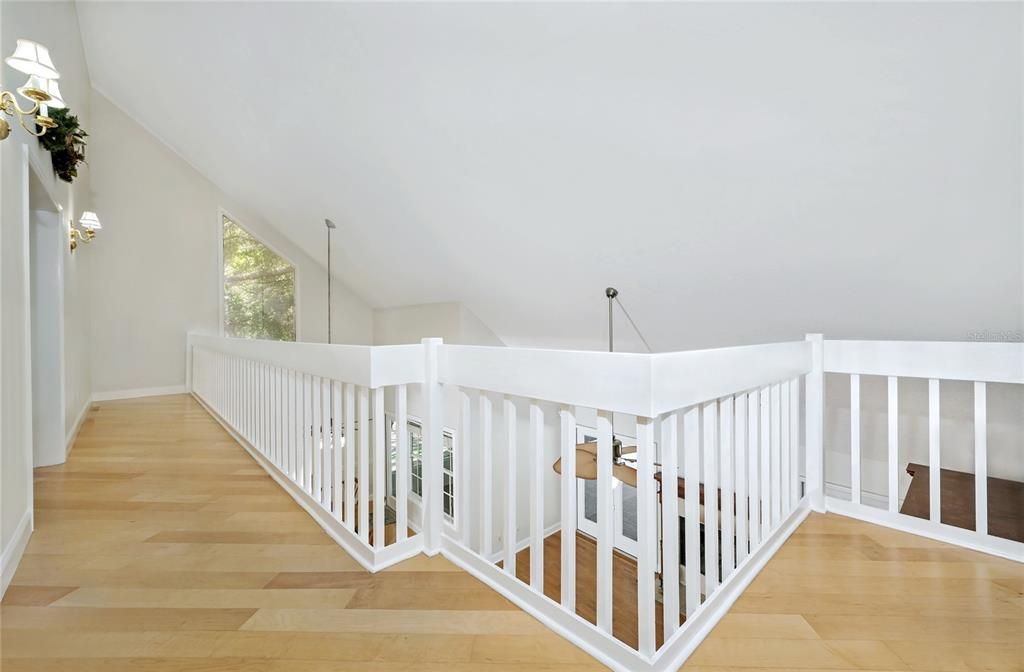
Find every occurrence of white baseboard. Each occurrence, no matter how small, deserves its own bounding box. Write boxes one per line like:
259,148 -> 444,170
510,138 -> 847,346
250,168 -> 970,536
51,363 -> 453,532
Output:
65,396 -> 93,457
1,508 -> 33,599
442,536 -> 648,672
93,385 -> 187,402
824,481 -> 891,510
191,391 -> 424,573
486,521 -> 562,564
653,502 -> 811,671
825,497 -> 1024,563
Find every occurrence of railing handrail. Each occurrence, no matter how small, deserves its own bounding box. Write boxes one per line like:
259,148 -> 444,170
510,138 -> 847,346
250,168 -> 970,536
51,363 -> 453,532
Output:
823,339 -> 1024,384
439,340 -> 812,417
187,332 -> 425,388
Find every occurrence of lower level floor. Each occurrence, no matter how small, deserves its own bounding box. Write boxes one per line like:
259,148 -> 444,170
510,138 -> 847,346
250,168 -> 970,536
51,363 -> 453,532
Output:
2,394 -> 1021,671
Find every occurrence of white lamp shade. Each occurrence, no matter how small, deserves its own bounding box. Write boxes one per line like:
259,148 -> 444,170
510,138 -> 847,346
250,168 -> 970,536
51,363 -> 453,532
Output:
78,212 -> 102,230
5,39 -> 59,79
42,78 -> 65,109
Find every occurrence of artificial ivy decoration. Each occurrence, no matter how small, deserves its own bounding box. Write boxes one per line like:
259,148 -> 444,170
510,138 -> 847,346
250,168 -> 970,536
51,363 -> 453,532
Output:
37,107 -> 87,183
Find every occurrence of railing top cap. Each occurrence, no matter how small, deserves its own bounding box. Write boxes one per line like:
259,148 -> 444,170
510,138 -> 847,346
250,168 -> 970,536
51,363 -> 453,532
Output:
187,333 -> 426,388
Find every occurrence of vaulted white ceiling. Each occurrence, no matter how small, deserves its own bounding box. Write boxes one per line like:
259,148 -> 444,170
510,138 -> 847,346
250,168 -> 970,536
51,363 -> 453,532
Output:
76,2 -> 1022,350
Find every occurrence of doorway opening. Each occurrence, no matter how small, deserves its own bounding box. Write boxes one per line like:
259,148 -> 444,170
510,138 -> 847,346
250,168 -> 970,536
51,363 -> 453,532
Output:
28,165 -> 65,467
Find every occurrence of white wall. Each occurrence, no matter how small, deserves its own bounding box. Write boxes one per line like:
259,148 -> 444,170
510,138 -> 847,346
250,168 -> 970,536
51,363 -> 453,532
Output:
86,91 -> 374,397
373,301 -> 505,346
374,302 -> 461,346
1,0 -> 94,590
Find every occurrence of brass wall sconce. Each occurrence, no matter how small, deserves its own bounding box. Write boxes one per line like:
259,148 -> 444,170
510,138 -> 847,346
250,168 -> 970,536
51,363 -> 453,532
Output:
70,211 -> 102,253
0,39 -> 64,141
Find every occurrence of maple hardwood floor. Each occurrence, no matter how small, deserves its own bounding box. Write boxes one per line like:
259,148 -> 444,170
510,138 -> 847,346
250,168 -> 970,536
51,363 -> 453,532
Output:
2,394 -> 1021,671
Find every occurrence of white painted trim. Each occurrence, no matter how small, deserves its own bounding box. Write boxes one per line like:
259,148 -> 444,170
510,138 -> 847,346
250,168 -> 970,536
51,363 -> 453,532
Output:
439,341 -> 811,418
193,392 -> 423,572
189,333 -> 424,389
92,385 -> 188,402
217,206 -> 303,342
824,481 -> 889,511
450,503 -> 812,672
0,508 -> 33,599
484,521 -> 561,565
824,339 -> 1023,384
652,501 -> 811,671
442,536 -> 652,672
20,144 -> 34,518
65,395 -> 93,457
826,497 -> 1023,563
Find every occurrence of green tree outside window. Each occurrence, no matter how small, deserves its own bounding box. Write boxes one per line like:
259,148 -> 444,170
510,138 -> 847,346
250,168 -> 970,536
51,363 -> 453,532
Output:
223,215 -> 296,341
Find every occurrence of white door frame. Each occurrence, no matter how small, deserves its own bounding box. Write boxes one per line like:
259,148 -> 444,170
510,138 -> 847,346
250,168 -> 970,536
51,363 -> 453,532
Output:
26,149 -> 66,467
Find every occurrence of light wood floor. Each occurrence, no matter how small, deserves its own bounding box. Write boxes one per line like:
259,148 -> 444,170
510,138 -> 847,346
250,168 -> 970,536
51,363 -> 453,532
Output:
2,394 -> 1021,671
510,530 -> 682,650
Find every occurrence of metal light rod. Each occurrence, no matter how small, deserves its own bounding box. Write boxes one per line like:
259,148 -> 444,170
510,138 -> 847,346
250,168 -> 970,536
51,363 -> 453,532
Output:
606,287 -> 618,352
326,219 -> 337,344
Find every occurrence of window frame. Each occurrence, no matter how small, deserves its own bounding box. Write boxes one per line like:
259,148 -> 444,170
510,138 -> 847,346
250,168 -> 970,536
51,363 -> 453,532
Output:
386,413 -> 456,524
217,207 -> 302,341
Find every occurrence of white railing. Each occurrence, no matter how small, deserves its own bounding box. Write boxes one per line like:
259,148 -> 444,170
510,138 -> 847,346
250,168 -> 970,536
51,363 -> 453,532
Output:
436,340 -> 812,672
185,332 -> 1021,672
816,338 -> 1024,561
188,333 -> 429,571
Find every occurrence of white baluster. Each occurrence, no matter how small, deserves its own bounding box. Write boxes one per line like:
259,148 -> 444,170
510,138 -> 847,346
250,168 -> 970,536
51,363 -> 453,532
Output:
344,383 -> 356,530
304,374 -> 313,493
850,374 -> 861,505
734,393 -> 749,564
322,378 -> 331,507
747,390 -> 760,549
312,376 -> 322,498
358,385 -> 370,543
459,389 -> 472,547
503,397 -> 518,577
373,387 -> 385,549
529,401 -> 544,591
929,379 -> 940,522
683,405 -> 701,616
974,381 -> 987,536
887,376 -> 899,513
759,387 -> 771,541
790,378 -> 800,509
720,396 -> 735,580
396,384 -> 409,542
660,410 -> 680,636
771,383 -> 782,526
596,409 -> 613,632
559,405 -> 576,611
636,415 -> 656,658
481,393 -> 494,559
333,380 -> 343,519
702,400 -> 719,595
271,366 -> 278,466
781,382 -> 790,514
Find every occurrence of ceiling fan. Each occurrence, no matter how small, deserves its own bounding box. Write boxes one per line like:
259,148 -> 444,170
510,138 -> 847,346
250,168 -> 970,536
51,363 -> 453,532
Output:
551,287 -> 651,489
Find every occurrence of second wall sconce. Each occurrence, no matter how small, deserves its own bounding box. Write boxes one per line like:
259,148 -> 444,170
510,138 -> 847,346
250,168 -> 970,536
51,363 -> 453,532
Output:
70,211 -> 102,252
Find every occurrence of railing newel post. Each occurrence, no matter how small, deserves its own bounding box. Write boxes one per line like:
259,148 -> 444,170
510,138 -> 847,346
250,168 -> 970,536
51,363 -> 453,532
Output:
421,337 -> 444,555
804,333 -> 825,512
